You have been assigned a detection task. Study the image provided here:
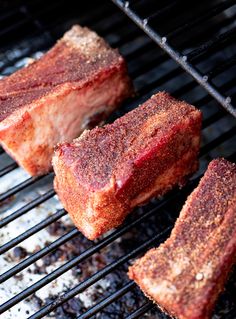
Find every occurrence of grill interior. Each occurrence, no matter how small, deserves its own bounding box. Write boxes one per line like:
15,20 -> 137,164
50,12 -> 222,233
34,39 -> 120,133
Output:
0,0 -> 236,318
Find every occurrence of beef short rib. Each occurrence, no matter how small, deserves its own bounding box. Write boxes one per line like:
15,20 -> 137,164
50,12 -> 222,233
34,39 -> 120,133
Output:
129,158 -> 236,319
0,25 -> 133,175
53,92 -> 202,240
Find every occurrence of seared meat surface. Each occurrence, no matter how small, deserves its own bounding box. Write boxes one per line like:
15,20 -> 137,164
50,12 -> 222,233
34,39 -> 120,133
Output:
53,92 -> 201,240
129,158 -> 236,319
0,25 -> 133,175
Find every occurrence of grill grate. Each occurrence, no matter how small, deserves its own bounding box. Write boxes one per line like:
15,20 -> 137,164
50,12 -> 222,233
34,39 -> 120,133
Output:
112,0 -> 236,118
0,1 -> 236,318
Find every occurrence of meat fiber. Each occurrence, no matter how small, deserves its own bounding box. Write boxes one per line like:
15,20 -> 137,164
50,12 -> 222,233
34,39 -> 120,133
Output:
53,92 -> 202,240
129,158 -> 236,319
0,25 -> 133,176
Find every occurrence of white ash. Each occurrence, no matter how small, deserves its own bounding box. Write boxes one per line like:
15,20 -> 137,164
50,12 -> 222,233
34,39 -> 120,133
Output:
0,163 -> 111,318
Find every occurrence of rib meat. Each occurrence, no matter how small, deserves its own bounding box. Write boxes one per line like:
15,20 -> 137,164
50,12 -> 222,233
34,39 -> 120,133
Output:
53,92 -> 201,240
0,25 -> 133,175
129,158 -> 236,319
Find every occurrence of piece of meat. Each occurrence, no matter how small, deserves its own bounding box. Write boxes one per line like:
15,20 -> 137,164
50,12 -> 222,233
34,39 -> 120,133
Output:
129,158 -> 236,319
53,92 -> 202,240
0,25 -> 133,176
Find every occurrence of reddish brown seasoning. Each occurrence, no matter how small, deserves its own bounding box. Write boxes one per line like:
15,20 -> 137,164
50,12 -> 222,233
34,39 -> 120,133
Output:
129,158 -> 236,319
0,30 -> 124,121
53,92 -> 202,240
0,25 -> 133,175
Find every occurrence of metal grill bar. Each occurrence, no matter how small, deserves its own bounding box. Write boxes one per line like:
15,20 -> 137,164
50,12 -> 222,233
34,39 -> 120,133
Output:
125,39 -> 154,61
0,174 -> 48,202
131,9 -> 236,62
0,7 -> 19,22
0,19 -> 31,38
112,0 -> 236,117
140,68 -> 233,103
0,197 -> 177,289
0,228 -> 79,283
0,1 -> 235,318
140,71 -> 234,109
184,13 -> 236,51
202,125 -> 236,155
130,38 -> 236,80
127,14 -> 236,80
1,46 -> 234,203
0,87 -> 232,240
0,224 -> 171,315
0,105 -> 228,234
0,2 -> 114,73
167,0 -> 236,39
0,163 -> 18,177
202,110 -> 225,129
28,228 -> 171,319
200,126 -> 236,156
77,282 -> 136,319
145,0 -> 180,22
207,55 -> 236,79
125,302 -> 154,319
0,209 -> 65,254
1,115 -> 233,314
187,26 -> 236,61
0,94 -> 232,208
0,189 -> 55,228
0,181 -> 197,288
81,212 -> 233,319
